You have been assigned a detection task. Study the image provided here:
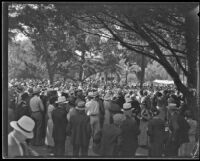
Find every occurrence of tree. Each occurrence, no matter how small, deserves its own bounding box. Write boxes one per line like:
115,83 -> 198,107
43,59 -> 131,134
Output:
63,3 -> 198,118
9,4 -> 75,84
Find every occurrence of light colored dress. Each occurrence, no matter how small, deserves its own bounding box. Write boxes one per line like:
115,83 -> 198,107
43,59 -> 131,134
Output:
103,100 -> 112,126
45,104 -> 55,147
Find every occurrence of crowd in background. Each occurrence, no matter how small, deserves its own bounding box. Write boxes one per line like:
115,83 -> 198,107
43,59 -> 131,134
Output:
7,78 -> 199,158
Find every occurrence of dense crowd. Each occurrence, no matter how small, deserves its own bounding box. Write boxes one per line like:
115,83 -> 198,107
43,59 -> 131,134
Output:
7,78 -> 199,158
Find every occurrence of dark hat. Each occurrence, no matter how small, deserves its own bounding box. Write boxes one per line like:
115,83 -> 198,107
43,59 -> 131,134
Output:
75,101 -> 86,110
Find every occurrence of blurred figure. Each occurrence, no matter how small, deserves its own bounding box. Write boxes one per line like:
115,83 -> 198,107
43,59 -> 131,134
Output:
95,113 -> 125,156
52,96 -> 68,156
165,103 -> 190,157
119,103 -> 140,157
147,109 -> 165,157
103,92 -> 113,126
15,92 -> 30,121
45,96 -> 57,152
67,101 -> 91,156
178,110 -> 197,157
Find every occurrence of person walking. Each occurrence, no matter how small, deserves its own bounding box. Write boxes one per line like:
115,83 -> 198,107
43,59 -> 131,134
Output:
119,103 -> 140,157
66,101 -> 91,156
8,115 -> 38,157
52,96 -> 68,156
95,113 -> 125,156
147,109 -> 166,157
29,88 -> 44,146
165,103 -> 190,157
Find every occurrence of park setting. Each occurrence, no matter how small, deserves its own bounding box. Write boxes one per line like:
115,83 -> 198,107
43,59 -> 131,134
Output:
3,2 -> 199,159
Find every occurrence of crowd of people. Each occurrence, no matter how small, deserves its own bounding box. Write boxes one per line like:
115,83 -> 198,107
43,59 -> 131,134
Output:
7,78 -> 199,158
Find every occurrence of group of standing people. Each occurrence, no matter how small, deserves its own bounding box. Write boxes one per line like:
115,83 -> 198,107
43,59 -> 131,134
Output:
7,80 -> 199,158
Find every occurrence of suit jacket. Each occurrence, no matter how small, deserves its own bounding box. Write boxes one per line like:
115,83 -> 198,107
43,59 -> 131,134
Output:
66,110 -> 91,147
99,124 -> 121,156
52,107 -> 68,141
169,112 -> 190,145
120,116 -> 140,155
147,117 -> 165,143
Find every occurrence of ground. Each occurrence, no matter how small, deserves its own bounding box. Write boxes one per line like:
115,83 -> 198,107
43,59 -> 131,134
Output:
30,136 -> 148,158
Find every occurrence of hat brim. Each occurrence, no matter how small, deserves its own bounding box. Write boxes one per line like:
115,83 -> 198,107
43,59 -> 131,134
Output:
10,121 -> 33,139
32,91 -> 40,94
104,97 -> 112,101
75,106 -> 85,110
167,106 -> 179,110
121,107 -> 133,112
55,101 -> 69,104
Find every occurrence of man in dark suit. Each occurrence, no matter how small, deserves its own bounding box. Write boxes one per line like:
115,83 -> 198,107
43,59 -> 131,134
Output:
165,103 -> 190,157
52,96 -> 68,156
66,101 -> 91,156
147,110 -> 166,157
120,103 -> 140,157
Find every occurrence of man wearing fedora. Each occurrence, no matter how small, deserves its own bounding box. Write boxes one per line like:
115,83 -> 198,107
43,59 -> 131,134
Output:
119,103 -> 140,157
165,103 -> 190,157
29,88 -> 44,146
52,96 -> 68,156
8,115 -> 38,157
66,101 -> 91,156
147,109 -> 166,157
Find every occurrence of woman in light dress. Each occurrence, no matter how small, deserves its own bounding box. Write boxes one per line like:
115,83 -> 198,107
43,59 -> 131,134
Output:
45,96 -> 57,151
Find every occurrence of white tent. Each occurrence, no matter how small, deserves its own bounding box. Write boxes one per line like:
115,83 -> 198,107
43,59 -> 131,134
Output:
153,79 -> 174,85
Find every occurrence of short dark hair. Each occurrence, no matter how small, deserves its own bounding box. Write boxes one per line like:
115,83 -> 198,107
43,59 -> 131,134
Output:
21,92 -> 29,100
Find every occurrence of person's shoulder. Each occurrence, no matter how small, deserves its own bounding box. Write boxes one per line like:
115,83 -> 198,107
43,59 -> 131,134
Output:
8,132 -> 15,145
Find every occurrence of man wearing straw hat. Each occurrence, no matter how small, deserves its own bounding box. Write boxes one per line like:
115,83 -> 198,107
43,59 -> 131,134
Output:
29,88 -> 44,146
8,115 -> 38,157
52,96 -> 68,156
66,101 -> 91,156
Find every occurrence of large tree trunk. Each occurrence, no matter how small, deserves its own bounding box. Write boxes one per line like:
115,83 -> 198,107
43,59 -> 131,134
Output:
125,70 -> 128,85
116,72 -> 120,83
184,9 -> 199,119
185,13 -> 198,89
46,60 -> 54,85
140,55 -> 146,89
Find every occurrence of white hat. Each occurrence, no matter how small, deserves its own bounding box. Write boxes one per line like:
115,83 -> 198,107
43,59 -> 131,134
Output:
56,96 -> 69,104
10,116 -> 35,139
122,103 -> 132,111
